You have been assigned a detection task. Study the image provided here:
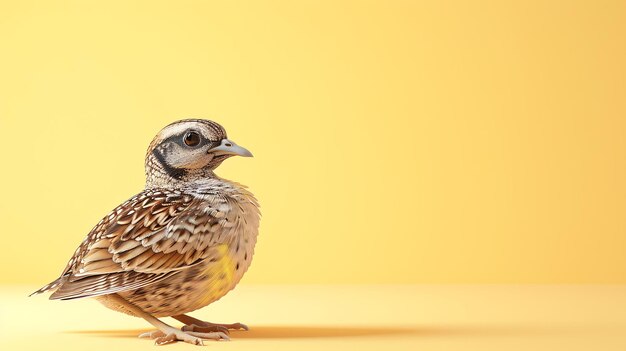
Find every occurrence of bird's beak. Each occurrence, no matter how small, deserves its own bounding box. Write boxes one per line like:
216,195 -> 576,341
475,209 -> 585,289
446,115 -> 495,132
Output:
210,138 -> 253,157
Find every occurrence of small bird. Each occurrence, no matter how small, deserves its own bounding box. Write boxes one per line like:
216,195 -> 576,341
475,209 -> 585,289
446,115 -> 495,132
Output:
31,119 -> 260,345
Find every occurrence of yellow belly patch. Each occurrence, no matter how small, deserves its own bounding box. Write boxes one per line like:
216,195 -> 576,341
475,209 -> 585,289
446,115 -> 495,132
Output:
198,244 -> 236,304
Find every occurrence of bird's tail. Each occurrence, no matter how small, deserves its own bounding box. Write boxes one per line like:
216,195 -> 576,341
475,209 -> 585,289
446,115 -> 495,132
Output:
29,277 -> 63,297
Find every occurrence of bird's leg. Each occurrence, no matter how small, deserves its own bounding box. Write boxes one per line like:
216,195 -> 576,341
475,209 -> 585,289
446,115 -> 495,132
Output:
106,294 -> 229,346
173,314 -> 249,334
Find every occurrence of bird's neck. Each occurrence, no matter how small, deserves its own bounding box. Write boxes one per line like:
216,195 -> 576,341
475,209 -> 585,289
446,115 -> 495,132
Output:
144,153 -> 218,189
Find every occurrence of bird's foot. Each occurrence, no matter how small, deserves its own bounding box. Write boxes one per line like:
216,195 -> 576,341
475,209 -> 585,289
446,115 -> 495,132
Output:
139,327 -> 230,346
182,321 -> 249,335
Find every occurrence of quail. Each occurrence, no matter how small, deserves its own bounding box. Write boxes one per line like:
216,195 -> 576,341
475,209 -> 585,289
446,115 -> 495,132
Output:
31,119 -> 260,345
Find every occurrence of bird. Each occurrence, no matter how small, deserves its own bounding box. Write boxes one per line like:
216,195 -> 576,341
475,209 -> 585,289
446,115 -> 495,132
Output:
31,119 -> 260,346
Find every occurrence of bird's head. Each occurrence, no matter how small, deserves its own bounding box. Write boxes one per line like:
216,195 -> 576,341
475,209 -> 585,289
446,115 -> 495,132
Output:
145,119 -> 252,187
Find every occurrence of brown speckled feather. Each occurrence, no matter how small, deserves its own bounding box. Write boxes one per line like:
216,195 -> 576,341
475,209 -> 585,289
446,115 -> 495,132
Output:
47,188 -> 235,300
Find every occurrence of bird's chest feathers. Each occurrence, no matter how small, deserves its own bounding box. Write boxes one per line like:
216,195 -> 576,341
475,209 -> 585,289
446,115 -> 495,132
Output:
196,244 -> 237,301
188,185 -> 259,302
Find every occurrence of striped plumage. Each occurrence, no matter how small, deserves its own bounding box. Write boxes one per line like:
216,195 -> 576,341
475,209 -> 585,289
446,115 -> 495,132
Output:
32,119 -> 260,345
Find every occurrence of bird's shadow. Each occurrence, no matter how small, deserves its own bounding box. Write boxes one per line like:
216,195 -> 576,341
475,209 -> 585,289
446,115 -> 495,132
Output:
66,324 -> 559,339
67,325 -> 417,339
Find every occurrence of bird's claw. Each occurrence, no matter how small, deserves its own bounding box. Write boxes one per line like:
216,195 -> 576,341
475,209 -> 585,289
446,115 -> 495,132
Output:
138,329 -> 229,346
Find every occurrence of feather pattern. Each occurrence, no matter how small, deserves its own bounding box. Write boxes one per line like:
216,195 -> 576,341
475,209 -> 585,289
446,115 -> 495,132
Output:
44,182 -> 255,301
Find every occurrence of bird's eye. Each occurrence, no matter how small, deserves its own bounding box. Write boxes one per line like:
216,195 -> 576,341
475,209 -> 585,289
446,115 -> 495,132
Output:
183,131 -> 201,147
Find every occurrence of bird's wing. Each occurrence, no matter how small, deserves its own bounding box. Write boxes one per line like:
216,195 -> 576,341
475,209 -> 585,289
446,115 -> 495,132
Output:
47,188 -> 237,300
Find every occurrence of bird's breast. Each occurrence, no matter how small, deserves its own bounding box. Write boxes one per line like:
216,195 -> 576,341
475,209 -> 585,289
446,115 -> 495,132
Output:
191,244 -> 235,304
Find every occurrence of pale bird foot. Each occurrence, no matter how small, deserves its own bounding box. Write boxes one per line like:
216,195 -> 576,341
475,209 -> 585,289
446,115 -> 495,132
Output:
182,321 -> 249,335
139,328 -> 229,346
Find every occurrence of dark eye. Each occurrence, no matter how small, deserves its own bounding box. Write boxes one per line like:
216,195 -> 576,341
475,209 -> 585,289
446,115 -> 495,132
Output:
183,131 -> 201,147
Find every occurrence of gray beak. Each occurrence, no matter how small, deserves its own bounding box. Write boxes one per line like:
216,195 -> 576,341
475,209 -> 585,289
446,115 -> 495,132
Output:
210,138 -> 253,157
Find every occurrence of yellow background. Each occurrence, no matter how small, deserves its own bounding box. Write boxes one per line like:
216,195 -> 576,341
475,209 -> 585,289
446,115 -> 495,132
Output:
1,0 -> 625,285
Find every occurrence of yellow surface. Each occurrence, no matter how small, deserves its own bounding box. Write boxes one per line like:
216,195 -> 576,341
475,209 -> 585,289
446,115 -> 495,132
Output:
1,285 -> 626,350
1,0 -> 626,286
